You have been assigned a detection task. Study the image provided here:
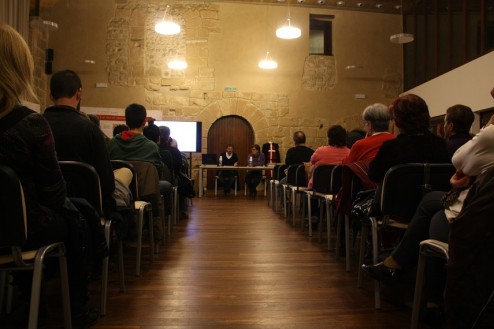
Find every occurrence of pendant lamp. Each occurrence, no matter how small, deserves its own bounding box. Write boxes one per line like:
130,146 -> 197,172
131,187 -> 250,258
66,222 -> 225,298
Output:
155,5 -> 181,35
390,1 -> 414,44
276,4 -> 301,40
258,51 -> 278,69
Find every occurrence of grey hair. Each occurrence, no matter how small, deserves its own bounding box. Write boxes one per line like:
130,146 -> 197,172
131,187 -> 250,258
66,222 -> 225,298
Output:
362,103 -> 391,132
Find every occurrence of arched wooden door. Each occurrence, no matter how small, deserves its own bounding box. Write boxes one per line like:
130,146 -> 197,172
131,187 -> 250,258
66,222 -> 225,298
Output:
207,115 -> 254,191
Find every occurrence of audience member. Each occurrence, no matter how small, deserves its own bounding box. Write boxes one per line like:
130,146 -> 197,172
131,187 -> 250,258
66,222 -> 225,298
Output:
0,24 -> 99,327
143,121 -> 173,182
346,129 -> 366,148
107,103 -> 172,198
278,131 -> 314,195
285,131 -> 314,166
113,124 -> 129,137
336,103 -> 395,217
245,144 -> 266,196
158,125 -> 190,219
44,70 -> 117,215
443,104 -> 474,158
368,94 -> 450,184
308,125 -> 350,189
217,144 -> 239,195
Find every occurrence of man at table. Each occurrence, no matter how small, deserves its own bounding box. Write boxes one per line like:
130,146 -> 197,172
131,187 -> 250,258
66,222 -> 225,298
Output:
217,144 -> 239,195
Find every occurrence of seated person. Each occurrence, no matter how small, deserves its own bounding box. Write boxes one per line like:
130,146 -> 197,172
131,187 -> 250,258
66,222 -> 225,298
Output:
107,104 -> 172,228
245,144 -> 265,196
0,24 -> 99,327
308,125 -> 350,189
217,144 -> 238,194
113,123 -> 129,137
443,104 -> 474,159
363,98 -> 494,326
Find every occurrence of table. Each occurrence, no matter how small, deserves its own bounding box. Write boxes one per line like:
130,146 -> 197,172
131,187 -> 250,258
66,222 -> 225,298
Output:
198,165 -> 275,197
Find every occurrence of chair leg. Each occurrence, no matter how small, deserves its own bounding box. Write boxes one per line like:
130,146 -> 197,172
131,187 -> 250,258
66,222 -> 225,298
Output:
307,193 -> 312,237
136,207 -> 144,276
148,211 -> 155,262
326,199 -> 333,251
335,213 -> 342,260
292,189 -> 296,226
117,239 -> 126,293
234,176 -> 238,197
215,176 -> 218,196
58,254 -> 72,329
318,200 -> 324,243
370,218 -> 381,309
100,218 -> 111,316
357,222 -> 369,288
410,248 -> 427,329
345,214 -> 351,272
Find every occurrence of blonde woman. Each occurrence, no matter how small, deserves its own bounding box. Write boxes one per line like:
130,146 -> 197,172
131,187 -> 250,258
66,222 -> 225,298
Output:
0,24 -> 99,327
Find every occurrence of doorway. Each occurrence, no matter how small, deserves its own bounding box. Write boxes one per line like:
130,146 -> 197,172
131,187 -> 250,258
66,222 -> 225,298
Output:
206,115 -> 254,191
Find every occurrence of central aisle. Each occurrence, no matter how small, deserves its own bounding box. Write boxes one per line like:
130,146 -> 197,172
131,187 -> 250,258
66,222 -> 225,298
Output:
93,195 -> 412,328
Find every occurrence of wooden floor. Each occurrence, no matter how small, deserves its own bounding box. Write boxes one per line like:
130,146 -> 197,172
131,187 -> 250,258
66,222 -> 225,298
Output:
5,193 -> 429,328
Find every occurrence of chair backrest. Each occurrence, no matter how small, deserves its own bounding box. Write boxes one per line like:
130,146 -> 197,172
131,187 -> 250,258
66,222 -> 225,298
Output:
110,160 -> 138,203
285,164 -> 300,185
294,164 -> 308,187
312,164 -> 337,194
276,164 -> 287,180
330,164 -> 343,195
0,164 -> 27,246
125,160 -> 161,216
380,163 -> 455,222
58,161 -> 103,216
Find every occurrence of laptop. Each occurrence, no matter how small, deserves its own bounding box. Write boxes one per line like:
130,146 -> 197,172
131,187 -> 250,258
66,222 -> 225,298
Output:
201,153 -> 217,165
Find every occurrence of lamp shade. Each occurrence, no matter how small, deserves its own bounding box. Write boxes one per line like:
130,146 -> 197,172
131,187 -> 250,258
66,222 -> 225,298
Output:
155,21 -> 181,35
168,60 -> 188,70
390,32 -> 414,44
258,51 -> 278,69
276,19 -> 301,39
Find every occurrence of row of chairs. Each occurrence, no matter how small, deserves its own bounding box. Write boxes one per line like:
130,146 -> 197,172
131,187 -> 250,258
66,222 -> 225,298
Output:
0,159 -> 178,328
267,162 -> 456,329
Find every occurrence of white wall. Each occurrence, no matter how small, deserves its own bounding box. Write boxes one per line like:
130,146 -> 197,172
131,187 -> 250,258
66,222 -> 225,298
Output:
407,51 -> 494,116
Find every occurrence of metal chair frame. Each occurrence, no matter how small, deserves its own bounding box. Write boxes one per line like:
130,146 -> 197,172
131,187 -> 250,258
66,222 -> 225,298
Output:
0,164 -> 72,329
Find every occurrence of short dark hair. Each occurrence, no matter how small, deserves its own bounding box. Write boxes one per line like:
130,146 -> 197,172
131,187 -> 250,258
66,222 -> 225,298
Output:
125,103 -> 147,129
327,125 -> 347,147
390,94 -> 430,133
50,70 -> 82,100
293,131 -> 306,144
159,126 -> 171,141
251,144 -> 260,151
446,104 -> 474,134
143,122 -> 160,143
113,124 -> 129,136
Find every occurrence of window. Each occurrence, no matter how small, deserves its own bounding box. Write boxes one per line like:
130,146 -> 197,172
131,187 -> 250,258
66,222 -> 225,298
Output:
309,14 -> 334,55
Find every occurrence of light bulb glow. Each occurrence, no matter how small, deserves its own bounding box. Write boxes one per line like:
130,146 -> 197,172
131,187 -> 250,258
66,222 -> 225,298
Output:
155,21 -> 181,35
276,19 -> 301,39
168,60 -> 188,70
258,51 -> 278,69
390,32 -> 414,44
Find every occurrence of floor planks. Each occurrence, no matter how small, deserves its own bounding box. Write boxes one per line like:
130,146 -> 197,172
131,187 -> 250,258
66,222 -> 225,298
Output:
88,194 -> 417,329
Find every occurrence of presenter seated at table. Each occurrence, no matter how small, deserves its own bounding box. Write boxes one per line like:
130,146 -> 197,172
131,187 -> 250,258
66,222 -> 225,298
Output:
217,144 -> 239,195
245,144 -> 266,197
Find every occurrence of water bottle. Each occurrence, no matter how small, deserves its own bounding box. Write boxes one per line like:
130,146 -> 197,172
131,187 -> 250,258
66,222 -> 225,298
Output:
248,156 -> 253,167
218,155 -> 223,166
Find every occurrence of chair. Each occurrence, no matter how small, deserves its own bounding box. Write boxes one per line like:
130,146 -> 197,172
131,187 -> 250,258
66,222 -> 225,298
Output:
268,164 -> 285,209
335,165 -> 362,272
0,164 -> 72,329
272,164 -> 287,212
58,161 -> 121,316
123,161 -> 161,275
410,239 -> 449,329
358,163 -> 455,309
244,170 -> 268,196
306,165 -> 341,248
282,164 -> 301,219
215,171 -> 238,196
282,164 -> 308,226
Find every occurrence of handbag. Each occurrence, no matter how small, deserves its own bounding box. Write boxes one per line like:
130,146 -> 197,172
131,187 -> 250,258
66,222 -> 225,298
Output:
350,189 -> 376,220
